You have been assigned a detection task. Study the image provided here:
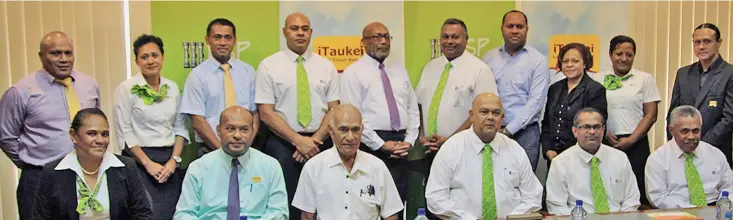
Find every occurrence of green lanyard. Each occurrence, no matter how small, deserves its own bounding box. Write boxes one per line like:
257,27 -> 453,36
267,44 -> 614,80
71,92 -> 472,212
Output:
76,173 -> 106,215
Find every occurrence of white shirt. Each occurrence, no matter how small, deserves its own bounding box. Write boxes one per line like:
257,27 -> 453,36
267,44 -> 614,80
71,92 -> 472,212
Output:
114,74 -> 189,148
645,140 -> 733,209
255,50 -> 340,132
292,148 -> 403,220
591,69 -> 661,135
416,51 -> 498,137
55,150 -> 125,220
340,55 -> 420,150
425,128 -> 543,219
546,144 -> 640,215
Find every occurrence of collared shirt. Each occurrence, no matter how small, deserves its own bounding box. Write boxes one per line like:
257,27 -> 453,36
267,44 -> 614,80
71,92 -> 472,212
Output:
292,148 -> 403,220
425,128 -> 543,219
340,55 -> 420,150
255,50 -> 339,132
55,150 -> 125,220
416,51 -> 498,137
113,74 -> 189,149
174,148 -> 288,220
546,144 -> 640,215
591,69 -> 661,135
697,55 -> 725,88
645,140 -> 733,209
483,45 -> 549,134
179,57 -> 257,142
0,70 -> 100,166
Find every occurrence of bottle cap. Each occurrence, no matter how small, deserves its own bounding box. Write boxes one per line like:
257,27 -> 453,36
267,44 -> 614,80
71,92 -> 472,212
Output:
240,216 -> 248,220
724,191 -> 729,197
576,200 -> 583,206
418,208 -> 426,215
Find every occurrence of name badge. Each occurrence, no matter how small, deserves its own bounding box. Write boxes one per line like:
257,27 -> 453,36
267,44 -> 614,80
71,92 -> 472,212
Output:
253,176 -> 261,183
710,100 -> 718,108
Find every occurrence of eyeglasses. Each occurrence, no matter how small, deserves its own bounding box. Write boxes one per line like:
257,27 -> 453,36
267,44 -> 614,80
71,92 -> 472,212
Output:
364,34 -> 393,41
576,124 -> 604,131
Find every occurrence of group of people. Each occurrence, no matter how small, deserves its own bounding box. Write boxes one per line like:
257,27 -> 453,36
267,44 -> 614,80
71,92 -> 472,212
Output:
1,8 -> 732,220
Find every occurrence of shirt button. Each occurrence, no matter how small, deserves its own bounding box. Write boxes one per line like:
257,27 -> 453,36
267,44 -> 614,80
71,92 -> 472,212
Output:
556,130 -> 560,133
556,137 -> 559,140
567,107 -> 571,110
559,118 -> 562,121
559,111 -> 563,114
561,105 -> 564,107
345,191 -> 348,194
345,206 -> 348,209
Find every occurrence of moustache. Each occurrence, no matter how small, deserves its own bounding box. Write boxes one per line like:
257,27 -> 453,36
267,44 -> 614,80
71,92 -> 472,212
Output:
683,139 -> 699,145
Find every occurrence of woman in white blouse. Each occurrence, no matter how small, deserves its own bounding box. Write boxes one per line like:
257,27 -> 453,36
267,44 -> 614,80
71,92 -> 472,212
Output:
32,108 -> 152,220
592,35 -> 661,208
113,34 -> 188,219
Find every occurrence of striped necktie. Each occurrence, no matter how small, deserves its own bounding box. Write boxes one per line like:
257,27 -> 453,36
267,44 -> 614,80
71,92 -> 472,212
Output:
684,153 -> 707,207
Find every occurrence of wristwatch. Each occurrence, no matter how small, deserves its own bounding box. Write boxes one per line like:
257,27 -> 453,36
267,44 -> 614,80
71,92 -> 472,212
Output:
172,156 -> 182,167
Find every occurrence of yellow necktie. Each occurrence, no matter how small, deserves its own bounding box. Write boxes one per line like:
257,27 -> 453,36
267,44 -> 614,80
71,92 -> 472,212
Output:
222,63 -> 237,107
56,77 -> 80,121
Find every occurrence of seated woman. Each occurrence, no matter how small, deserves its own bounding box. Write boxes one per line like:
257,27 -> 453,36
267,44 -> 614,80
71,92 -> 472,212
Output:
541,43 -> 608,164
32,108 -> 152,220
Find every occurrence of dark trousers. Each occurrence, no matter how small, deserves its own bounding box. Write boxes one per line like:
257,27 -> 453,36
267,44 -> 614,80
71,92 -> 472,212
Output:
360,130 -> 407,220
508,122 -> 541,172
123,147 -> 184,220
617,134 -> 651,206
261,132 -> 333,220
17,164 -> 44,220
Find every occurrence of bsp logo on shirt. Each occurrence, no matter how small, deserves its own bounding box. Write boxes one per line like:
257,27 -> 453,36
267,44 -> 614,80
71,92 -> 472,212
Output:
253,176 -> 262,183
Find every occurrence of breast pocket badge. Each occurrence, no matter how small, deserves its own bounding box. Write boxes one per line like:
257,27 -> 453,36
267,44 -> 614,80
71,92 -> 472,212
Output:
710,100 -> 718,108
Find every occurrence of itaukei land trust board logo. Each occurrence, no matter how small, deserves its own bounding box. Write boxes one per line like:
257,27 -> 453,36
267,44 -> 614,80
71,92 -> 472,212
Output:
313,36 -> 365,72
549,34 -> 601,73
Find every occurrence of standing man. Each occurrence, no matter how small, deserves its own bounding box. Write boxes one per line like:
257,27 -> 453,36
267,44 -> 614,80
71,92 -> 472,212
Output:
647,105 -> 733,209
668,23 -> 733,167
425,93 -> 542,219
292,104 -> 403,220
0,31 -> 100,219
180,18 -> 259,157
175,106 -> 288,220
340,22 -> 420,219
546,108 -> 640,214
417,18 -> 498,157
482,10 -> 549,171
256,12 -> 340,220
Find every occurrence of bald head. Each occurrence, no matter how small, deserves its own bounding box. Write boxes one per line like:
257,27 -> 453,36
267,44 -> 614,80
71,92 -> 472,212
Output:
472,92 -> 503,110
220,106 -> 252,126
329,104 -> 362,128
362,22 -> 387,37
283,12 -> 312,55
39,31 -> 75,79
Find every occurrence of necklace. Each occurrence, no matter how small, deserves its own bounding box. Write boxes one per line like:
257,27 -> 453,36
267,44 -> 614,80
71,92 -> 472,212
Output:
81,166 -> 100,175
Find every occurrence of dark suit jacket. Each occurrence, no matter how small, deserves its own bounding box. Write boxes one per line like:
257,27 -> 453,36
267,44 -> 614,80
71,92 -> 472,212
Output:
541,73 -> 608,158
31,154 -> 152,220
668,56 -> 733,164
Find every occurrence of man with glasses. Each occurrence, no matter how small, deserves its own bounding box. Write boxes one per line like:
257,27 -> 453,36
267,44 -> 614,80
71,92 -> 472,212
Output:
647,105 -> 733,209
546,107 -> 640,215
255,12 -> 339,219
340,21 -> 420,219
668,23 -> 733,167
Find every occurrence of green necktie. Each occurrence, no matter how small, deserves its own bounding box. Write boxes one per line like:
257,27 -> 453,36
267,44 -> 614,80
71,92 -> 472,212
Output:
684,153 -> 707,207
296,56 -> 312,127
602,74 -> 632,90
427,62 -> 452,136
590,156 -> 610,213
76,173 -> 105,215
482,143 -> 497,219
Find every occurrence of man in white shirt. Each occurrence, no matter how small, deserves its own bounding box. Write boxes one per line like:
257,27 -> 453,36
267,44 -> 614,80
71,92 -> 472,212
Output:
255,12 -> 340,220
416,17 -> 498,157
293,104 -> 403,220
546,107 -> 640,214
645,105 -> 733,209
425,92 -> 542,219
340,22 -> 420,216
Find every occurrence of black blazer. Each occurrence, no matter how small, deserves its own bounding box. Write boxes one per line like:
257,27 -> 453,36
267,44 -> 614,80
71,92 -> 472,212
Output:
31,154 -> 152,220
541,73 -> 608,158
668,56 -> 733,164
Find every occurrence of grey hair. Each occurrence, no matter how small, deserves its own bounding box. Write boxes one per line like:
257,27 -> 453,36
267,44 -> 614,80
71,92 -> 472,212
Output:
573,107 -> 605,127
669,105 -> 703,127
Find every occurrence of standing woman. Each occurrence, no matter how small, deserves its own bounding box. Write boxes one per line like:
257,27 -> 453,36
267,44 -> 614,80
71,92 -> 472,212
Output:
32,108 -> 152,220
542,43 -> 608,162
113,34 -> 188,219
592,35 -> 660,207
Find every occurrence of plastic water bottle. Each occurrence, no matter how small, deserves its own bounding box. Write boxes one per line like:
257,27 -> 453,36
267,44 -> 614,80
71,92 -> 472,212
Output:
570,200 -> 588,220
414,208 -> 429,220
718,191 -> 732,220
725,211 -> 732,220
239,216 -> 247,220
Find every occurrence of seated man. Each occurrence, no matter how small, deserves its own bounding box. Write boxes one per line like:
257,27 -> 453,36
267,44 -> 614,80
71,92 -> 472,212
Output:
292,104 -> 403,220
174,106 -> 288,219
425,92 -> 543,219
646,105 -> 733,209
546,107 -> 640,214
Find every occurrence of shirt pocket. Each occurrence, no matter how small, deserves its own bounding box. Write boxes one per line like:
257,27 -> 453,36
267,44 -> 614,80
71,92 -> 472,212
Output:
354,192 -> 380,219
450,84 -> 473,107
608,175 -> 626,204
504,167 -> 521,188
